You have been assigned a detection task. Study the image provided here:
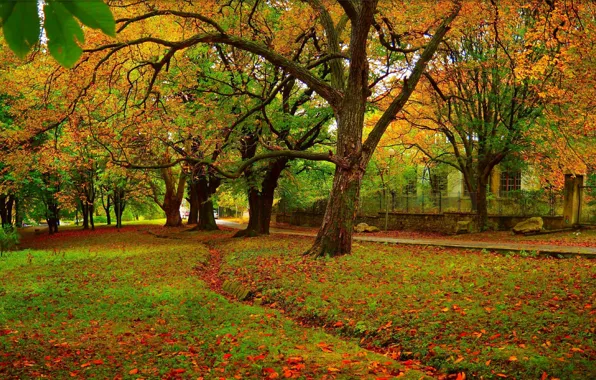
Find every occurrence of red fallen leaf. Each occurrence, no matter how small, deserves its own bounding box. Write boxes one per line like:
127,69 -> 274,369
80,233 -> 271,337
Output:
0,330 -> 12,336
489,333 -> 501,340
223,353 -> 232,360
402,360 -> 415,366
81,362 -> 91,368
263,368 -> 279,379
317,342 -> 333,353
92,359 -> 104,365
456,373 -> 466,380
69,372 -> 78,377
171,369 -> 186,374
541,372 -> 548,380
333,321 -> 344,327
129,368 -> 138,375
248,354 -> 267,361
496,374 -> 508,378
287,356 -> 303,364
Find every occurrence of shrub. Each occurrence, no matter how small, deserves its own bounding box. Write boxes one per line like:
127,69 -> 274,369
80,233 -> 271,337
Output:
0,227 -> 19,257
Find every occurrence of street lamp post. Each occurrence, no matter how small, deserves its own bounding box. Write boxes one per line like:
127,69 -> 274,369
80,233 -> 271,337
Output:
385,148 -> 396,231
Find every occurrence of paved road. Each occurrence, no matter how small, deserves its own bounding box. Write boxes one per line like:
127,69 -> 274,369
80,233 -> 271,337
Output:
217,219 -> 596,257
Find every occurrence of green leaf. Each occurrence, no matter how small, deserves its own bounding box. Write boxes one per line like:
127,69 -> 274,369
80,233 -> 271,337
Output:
62,0 -> 116,37
1,1 -> 40,58
0,1 -> 15,26
44,2 -> 85,68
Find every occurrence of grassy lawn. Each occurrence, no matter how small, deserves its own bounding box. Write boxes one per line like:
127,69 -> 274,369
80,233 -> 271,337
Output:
218,235 -> 596,379
1,227 -> 416,379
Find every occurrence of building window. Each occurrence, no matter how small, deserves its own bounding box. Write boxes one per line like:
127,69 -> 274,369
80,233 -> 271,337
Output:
500,171 -> 521,196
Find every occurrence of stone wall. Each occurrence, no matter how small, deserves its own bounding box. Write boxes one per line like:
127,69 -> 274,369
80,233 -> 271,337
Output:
276,212 -> 564,234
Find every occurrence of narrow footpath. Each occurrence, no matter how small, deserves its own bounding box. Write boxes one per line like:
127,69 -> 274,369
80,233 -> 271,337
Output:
216,220 -> 596,257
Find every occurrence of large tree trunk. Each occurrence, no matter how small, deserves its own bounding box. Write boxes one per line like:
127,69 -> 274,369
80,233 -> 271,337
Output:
114,189 -> 126,229
81,200 -> 89,230
192,173 -> 219,231
476,177 -> 489,231
164,203 -> 182,227
235,158 -> 287,237
304,165 -> 363,257
187,179 -> 199,225
0,195 -> 14,227
89,204 -> 95,230
47,202 -> 59,234
102,193 -> 112,225
14,196 -> 22,228
234,187 -> 262,237
156,167 -> 186,227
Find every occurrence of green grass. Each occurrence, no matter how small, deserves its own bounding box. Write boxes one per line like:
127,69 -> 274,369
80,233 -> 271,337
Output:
0,227 -> 415,379
218,235 -> 596,379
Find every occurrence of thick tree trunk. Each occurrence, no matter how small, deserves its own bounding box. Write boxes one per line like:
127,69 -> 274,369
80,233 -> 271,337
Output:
81,201 -> 89,230
304,165 -> 363,257
235,158 -> 287,237
187,179 -> 199,225
234,187 -> 262,237
114,190 -> 126,229
163,197 -> 182,227
14,196 -> 22,228
47,203 -> 59,234
192,174 -> 219,231
103,196 -> 112,225
0,195 -> 14,227
89,205 -> 95,230
157,167 -> 186,227
476,178 -> 489,231
197,196 -> 218,230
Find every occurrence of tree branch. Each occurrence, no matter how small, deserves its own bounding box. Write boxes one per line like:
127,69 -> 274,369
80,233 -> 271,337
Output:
362,1 -> 462,160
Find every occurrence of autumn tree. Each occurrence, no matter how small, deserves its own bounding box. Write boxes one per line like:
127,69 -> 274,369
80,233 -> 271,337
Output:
79,0 -> 462,256
401,1 -> 592,228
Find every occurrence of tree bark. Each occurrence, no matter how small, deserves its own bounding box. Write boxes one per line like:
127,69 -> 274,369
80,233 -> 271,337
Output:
14,196 -> 22,228
47,202 -> 59,234
476,177 -> 489,231
0,194 -> 14,228
81,200 -> 89,230
191,173 -> 219,231
102,192 -> 112,225
234,187 -> 262,237
113,189 -> 126,229
156,167 -> 186,227
164,202 -> 182,227
304,164 -> 363,257
235,158 -> 287,237
89,204 -> 95,230
187,179 -> 199,225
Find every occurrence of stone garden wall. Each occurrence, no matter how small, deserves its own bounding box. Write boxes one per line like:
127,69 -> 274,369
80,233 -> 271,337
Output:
276,212 -> 564,234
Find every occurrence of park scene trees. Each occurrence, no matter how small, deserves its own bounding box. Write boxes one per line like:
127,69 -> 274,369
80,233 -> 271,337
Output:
0,1 -> 595,378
